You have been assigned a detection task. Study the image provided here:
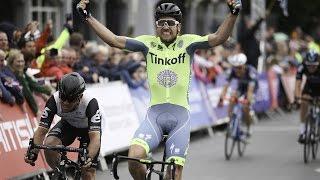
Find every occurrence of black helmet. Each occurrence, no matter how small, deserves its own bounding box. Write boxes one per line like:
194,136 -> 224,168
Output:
155,3 -> 182,22
58,72 -> 85,101
304,50 -> 319,65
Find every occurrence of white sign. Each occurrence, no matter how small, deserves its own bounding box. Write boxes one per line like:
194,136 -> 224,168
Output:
86,82 -> 140,156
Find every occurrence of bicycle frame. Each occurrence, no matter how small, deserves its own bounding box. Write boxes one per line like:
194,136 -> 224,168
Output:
231,102 -> 244,140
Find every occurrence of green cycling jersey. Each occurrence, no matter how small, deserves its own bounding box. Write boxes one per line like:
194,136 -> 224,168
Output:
125,34 -> 210,109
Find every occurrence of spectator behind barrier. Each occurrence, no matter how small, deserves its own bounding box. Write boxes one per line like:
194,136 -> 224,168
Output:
0,31 -> 9,53
38,48 -> 65,80
0,49 -> 25,107
58,48 -> 75,75
0,22 -> 20,49
6,49 -> 52,116
237,15 -> 264,68
70,32 -> 85,60
120,52 -> 147,89
75,42 -> 100,83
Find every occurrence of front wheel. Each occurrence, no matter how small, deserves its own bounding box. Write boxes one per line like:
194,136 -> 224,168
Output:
304,116 -> 312,164
225,122 -> 236,160
237,134 -> 246,157
312,122 -> 320,160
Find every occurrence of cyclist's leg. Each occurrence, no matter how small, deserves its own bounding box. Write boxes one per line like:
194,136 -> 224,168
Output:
128,107 -> 163,180
299,93 -> 311,142
79,129 -> 101,180
44,120 -> 76,168
163,104 -> 190,180
228,91 -> 238,117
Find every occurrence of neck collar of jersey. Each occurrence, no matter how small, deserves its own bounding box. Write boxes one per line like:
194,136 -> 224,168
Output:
157,36 -> 180,48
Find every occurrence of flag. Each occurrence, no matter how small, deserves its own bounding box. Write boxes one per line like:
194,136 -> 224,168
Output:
278,0 -> 288,17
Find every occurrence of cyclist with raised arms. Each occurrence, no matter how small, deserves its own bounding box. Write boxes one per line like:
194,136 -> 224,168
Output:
24,72 -> 102,180
77,0 -> 242,179
219,53 -> 258,138
295,50 -> 320,143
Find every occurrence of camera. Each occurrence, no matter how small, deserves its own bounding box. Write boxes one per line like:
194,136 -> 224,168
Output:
49,48 -> 58,57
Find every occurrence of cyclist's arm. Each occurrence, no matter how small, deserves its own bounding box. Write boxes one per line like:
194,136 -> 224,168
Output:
221,83 -> 230,99
86,98 -> 101,159
208,14 -> 237,47
246,82 -> 256,103
33,96 -> 57,149
86,16 -> 126,49
295,79 -> 302,99
221,69 -> 233,98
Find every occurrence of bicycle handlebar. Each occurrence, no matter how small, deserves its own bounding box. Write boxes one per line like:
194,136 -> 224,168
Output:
296,97 -> 320,105
112,153 -> 175,180
27,138 -> 87,166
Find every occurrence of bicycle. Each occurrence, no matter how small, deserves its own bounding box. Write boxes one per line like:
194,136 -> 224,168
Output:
299,97 -> 320,164
111,135 -> 176,180
223,96 -> 250,160
26,138 -> 88,180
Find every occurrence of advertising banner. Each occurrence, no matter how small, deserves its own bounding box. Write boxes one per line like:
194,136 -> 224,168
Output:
86,82 -> 140,156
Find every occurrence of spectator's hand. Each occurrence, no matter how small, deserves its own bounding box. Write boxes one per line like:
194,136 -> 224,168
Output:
227,0 -> 242,15
4,77 -> 13,84
82,66 -> 90,73
76,0 -> 91,21
29,21 -> 39,34
92,73 -> 99,83
64,13 -> 74,34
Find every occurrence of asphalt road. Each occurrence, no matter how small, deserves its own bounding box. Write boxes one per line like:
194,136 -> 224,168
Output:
97,110 -> 320,180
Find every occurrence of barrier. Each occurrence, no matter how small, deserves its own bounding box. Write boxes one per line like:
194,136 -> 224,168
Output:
0,101 -> 48,179
86,82 -> 141,156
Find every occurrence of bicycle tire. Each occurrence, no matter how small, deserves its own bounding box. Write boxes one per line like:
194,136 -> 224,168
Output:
237,138 -> 246,157
304,116 -> 311,164
312,122 -> 319,160
225,123 -> 236,160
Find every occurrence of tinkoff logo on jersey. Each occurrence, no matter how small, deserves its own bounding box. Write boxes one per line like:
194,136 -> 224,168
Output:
157,70 -> 178,88
150,52 -> 186,65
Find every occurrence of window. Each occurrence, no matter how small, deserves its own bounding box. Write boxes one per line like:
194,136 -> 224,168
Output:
29,0 -> 61,36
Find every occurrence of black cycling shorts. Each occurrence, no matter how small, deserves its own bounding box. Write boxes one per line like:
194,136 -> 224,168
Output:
47,120 -> 101,168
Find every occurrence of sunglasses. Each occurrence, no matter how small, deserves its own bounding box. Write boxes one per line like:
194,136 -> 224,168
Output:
156,19 -> 179,28
60,94 -> 81,103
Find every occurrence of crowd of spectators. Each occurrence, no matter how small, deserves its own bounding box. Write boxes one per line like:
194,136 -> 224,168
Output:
0,15 -> 147,117
1,12 -> 320,117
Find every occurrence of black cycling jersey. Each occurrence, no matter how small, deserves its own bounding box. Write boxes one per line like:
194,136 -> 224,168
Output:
296,64 -> 320,96
39,91 -> 101,132
226,65 -> 258,95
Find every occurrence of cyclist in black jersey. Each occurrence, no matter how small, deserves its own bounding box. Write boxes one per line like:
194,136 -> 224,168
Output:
24,72 -> 102,180
219,53 -> 258,136
295,50 -> 320,143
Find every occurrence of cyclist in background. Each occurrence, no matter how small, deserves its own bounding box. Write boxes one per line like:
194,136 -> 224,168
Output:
295,50 -> 320,143
24,72 -> 102,180
219,53 -> 258,138
76,0 -> 242,179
